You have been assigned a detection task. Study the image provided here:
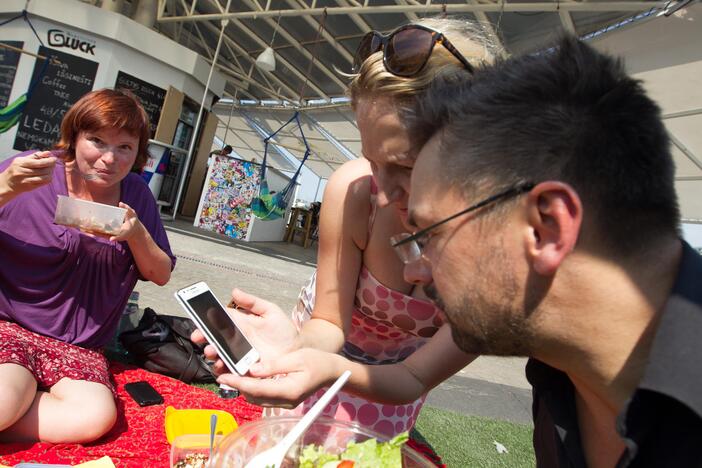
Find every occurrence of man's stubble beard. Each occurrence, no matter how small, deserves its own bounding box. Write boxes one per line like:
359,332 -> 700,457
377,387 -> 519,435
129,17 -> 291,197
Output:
425,252 -> 536,357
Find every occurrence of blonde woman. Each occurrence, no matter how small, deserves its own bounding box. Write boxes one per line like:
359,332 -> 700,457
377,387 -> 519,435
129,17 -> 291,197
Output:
200,18 -> 502,436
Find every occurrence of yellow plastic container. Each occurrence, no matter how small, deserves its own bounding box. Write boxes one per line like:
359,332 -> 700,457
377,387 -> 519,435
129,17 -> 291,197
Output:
164,406 -> 238,444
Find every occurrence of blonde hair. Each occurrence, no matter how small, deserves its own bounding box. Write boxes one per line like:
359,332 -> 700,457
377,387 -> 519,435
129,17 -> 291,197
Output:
348,18 -> 504,109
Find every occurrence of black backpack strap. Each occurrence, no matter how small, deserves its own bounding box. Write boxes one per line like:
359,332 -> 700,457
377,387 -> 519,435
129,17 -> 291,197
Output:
172,332 -> 201,383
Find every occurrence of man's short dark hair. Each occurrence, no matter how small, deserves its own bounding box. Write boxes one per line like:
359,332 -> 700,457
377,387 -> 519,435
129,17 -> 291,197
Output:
412,36 -> 679,256
223,144 -> 233,154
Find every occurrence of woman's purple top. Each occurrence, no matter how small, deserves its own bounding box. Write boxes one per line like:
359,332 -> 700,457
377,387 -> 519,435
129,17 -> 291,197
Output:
0,151 -> 176,348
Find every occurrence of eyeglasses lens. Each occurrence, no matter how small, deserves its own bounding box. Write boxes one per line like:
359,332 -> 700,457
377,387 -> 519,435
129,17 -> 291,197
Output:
354,33 -> 383,72
390,233 -> 422,264
385,28 -> 435,76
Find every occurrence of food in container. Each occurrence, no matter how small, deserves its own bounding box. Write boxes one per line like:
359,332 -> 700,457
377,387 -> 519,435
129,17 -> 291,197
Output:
298,432 -> 408,467
173,452 -> 208,468
54,195 -> 126,235
171,433 -> 224,468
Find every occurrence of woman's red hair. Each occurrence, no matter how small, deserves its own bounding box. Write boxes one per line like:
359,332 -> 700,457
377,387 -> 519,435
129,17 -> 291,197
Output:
54,88 -> 151,172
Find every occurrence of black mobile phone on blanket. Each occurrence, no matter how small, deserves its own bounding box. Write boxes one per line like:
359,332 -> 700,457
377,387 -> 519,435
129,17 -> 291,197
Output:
124,380 -> 164,407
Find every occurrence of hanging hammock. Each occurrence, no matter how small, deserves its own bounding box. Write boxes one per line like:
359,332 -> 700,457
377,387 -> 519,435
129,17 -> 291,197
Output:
250,111 -> 311,221
0,93 -> 27,134
0,11 -> 54,134
0,58 -> 48,134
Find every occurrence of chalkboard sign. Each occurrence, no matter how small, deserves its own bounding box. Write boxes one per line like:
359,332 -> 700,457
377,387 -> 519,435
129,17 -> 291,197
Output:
13,46 -> 98,151
115,71 -> 165,138
0,41 -> 23,108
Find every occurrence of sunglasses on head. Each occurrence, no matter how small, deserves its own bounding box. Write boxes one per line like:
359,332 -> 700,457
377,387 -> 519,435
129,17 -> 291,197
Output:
353,24 -> 475,77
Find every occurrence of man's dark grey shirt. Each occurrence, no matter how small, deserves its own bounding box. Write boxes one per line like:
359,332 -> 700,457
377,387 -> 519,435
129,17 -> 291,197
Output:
526,241 -> 702,467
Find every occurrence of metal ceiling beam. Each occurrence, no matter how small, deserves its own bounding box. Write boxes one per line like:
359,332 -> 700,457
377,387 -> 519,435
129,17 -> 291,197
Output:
201,0 -> 302,99
158,2 -> 668,22
172,16 -> 212,56
175,34 -> 287,102
559,9 -> 577,34
216,63 -> 287,100
222,89 -> 257,105
199,0 -> 326,99
158,0 -> 168,18
196,16 -> 301,99
189,0 -> 199,15
216,73 -> 259,101
228,18 -> 331,99
662,108 -> 702,120
181,29 -> 262,100
467,0 -> 506,55
164,12 -> 263,96
286,0 -> 356,65
394,0 -> 420,22
336,0 -> 373,33
224,100 -> 352,111
243,0 -> 349,91
222,37 -> 247,73
669,133 -> 702,171
191,22 -> 214,59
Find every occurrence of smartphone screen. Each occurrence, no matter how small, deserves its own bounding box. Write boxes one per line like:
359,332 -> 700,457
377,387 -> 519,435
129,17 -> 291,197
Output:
184,289 -> 254,363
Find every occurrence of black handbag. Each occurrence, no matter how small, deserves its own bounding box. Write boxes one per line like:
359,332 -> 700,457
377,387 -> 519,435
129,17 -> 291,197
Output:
119,307 -> 215,384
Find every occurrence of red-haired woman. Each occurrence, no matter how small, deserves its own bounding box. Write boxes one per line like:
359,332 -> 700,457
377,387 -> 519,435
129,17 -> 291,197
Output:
0,88 -> 175,443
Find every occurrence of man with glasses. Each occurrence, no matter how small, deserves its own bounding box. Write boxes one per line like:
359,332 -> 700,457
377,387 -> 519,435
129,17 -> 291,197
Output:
401,36 -> 702,466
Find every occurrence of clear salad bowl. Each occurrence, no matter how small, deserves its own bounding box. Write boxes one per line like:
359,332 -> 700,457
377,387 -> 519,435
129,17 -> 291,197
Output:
210,416 -> 435,467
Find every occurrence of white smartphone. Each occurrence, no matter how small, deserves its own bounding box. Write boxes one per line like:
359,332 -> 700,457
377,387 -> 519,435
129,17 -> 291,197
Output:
174,282 -> 259,375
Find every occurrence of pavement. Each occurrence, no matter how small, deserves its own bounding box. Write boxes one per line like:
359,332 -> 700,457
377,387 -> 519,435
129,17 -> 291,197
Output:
134,217 -> 533,425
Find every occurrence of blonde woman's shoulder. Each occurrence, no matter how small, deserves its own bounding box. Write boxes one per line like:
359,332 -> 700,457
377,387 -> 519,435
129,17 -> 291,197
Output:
323,158 -> 372,203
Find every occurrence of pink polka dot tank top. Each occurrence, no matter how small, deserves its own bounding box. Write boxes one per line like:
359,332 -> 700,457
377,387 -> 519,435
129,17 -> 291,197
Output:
264,268 -> 444,437
343,266 -> 443,365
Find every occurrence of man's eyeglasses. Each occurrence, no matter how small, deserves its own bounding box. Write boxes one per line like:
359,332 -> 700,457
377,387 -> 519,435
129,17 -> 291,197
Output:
353,24 -> 475,77
391,182 -> 535,264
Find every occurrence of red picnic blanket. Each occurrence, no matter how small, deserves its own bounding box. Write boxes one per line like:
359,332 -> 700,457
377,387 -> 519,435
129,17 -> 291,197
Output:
0,363 -> 261,467
0,363 -> 443,467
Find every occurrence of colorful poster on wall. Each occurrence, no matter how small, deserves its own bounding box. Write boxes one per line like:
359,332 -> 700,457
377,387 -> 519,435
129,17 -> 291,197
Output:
195,155 -> 260,240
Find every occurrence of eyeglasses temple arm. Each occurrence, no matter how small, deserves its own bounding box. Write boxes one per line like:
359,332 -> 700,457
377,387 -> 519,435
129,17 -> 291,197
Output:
392,183 -> 534,248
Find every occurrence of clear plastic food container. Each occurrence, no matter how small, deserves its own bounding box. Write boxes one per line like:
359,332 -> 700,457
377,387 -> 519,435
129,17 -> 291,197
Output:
54,195 -> 126,235
210,416 -> 435,467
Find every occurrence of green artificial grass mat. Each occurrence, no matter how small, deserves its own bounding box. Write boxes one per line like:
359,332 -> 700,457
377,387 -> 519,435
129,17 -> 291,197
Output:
411,406 -> 535,467
193,382 -> 220,393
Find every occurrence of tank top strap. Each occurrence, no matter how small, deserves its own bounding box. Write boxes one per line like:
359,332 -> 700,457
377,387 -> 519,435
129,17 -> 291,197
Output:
368,176 -> 379,236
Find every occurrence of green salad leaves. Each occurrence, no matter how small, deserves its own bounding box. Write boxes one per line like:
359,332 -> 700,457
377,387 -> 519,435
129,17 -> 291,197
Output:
298,432 -> 409,468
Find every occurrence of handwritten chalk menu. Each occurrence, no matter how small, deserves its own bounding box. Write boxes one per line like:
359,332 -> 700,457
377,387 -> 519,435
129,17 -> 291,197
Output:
115,71 -> 165,138
13,46 -> 98,151
0,41 -> 23,108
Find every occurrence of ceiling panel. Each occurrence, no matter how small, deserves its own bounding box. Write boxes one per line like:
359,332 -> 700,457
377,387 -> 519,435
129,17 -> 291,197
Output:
677,180 -> 702,220
665,115 -> 702,174
637,62 -> 702,116
672,145 -> 702,178
153,0 -> 669,103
